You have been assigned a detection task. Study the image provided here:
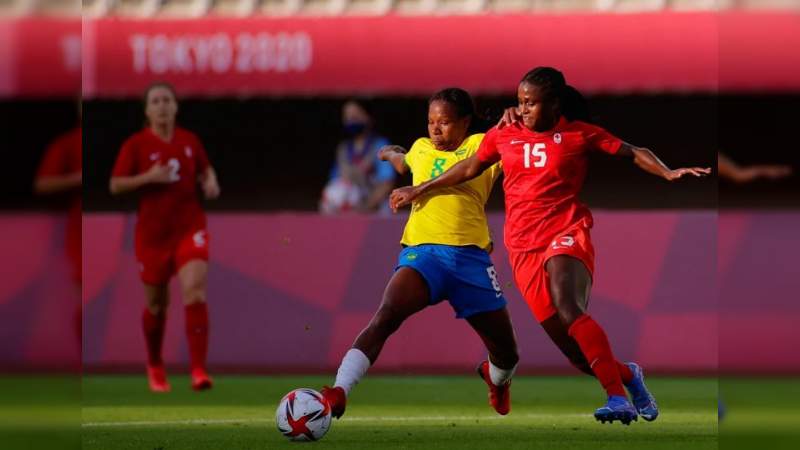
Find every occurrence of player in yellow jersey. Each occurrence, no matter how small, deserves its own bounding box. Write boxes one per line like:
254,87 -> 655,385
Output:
321,88 -> 519,419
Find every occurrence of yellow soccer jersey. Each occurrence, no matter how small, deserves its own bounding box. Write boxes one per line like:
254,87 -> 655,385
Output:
401,133 -> 501,250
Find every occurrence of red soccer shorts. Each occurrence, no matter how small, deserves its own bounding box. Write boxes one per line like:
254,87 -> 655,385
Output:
135,229 -> 210,285
508,225 -> 595,323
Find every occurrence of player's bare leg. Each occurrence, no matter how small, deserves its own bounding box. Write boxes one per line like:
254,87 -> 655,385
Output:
467,307 -> 519,415
546,255 -> 637,425
178,260 -> 212,391
323,267 -> 429,418
143,283 -> 170,392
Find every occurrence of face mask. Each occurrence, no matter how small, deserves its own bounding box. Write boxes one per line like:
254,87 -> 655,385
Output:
343,121 -> 367,137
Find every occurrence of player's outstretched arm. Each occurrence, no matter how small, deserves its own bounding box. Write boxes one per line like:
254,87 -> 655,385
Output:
389,154 -> 492,212
718,153 -> 792,183
34,172 -> 82,195
109,162 -> 172,195
378,145 -> 410,175
617,143 -> 711,181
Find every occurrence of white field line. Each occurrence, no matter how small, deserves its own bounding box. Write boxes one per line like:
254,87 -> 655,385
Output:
82,413 -> 594,428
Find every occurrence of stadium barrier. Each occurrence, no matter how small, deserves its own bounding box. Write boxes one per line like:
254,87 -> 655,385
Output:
0,211 -> 800,373
3,211 -> 797,373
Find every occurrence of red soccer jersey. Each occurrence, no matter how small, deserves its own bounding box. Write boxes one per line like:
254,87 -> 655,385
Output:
37,127 -> 82,277
112,127 -> 210,246
477,117 -> 622,252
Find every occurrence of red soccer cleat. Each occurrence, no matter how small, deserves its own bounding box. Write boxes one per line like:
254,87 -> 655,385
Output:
191,368 -> 213,391
476,360 -> 511,415
321,386 -> 347,419
146,364 -> 171,393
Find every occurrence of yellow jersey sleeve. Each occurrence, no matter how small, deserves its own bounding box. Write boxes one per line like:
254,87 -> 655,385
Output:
404,138 -> 427,174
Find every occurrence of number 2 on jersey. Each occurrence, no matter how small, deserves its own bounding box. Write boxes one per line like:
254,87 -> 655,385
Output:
523,143 -> 547,168
167,158 -> 181,182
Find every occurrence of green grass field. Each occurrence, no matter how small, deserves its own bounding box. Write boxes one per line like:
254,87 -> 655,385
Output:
80,374 -> 719,450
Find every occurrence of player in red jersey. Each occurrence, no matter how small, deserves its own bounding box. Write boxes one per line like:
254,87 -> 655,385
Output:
110,82 -> 220,392
391,67 -> 710,425
35,114 -> 82,345
36,126 -> 82,282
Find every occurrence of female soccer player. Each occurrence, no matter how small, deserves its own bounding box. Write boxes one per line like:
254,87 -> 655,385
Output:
35,106 -> 82,344
322,88 -> 519,418
391,67 -> 711,425
110,82 -> 220,392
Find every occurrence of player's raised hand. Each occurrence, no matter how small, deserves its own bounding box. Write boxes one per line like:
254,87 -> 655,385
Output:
664,167 -> 712,181
497,107 -> 521,129
378,145 -> 405,161
145,162 -> 173,184
389,186 -> 419,213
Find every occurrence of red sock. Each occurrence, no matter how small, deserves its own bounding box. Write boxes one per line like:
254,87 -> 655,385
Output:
617,360 -> 633,384
568,314 -> 626,398
142,309 -> 166,366
185,302 -> 209,372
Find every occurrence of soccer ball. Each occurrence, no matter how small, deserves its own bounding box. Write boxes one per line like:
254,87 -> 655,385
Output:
320,178 -> 364,214
276,388 -> 332,441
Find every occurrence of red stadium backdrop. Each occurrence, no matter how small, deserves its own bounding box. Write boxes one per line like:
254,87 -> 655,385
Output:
3,212 -> 798,374
2,12 -> 800,97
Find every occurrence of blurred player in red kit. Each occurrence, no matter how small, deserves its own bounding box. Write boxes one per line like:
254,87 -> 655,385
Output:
110,82 -> 220,392
34,103 -> 82,345
392,67 -> 711,425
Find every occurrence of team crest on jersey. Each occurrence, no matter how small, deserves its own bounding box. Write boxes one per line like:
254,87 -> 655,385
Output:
193,230 -> 207,248
554,133 -> 562,144
455,149 -> 467,156
551,235 -> 575,250
149,152 -> 161,161
185,146 -> 193,157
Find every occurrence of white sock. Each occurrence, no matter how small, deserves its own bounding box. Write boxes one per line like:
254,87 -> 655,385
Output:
333,348 -> 371,396
489,358 -> 517,386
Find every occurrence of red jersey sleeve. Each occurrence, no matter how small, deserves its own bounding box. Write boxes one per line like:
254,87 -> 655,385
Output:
111,137 -> 139,177
37,138 -> 68,177
580,122 -> 623,155
477,126 -> 502,163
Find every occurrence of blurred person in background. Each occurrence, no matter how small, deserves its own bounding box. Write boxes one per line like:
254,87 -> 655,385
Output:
109,82 -> 220,393
33,101 -> 82,344
319,100 -> 396,214
717,153 -> 792,183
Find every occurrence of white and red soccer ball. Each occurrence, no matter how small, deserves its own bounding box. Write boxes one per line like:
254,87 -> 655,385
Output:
320,178 -> 364,214
276,388 -> 332,441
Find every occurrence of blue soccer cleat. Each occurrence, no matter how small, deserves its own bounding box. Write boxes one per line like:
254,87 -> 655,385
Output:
624,362 -> 659,421
594,395 -> 638,425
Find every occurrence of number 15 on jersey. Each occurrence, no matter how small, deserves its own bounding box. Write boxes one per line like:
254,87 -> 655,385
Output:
523,143 -> 547,168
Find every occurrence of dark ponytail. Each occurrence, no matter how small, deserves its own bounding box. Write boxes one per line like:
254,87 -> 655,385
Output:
560,85 -> 591,122
520,66 -> 591,123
